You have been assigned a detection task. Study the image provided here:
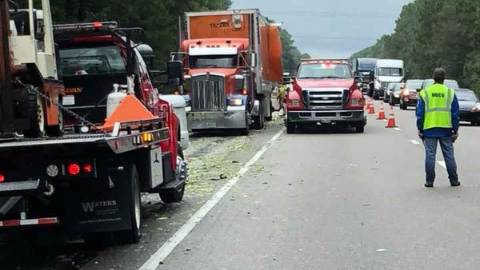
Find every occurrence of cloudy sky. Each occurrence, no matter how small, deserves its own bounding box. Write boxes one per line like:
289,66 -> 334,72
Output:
231,0 -> 413,58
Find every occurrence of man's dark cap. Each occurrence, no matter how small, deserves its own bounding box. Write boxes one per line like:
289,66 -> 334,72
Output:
433,68 -> 446,82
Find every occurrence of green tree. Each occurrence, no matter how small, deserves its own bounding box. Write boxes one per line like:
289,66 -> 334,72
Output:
352,0 -> 480,94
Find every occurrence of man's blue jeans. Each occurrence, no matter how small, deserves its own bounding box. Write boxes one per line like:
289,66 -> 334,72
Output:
424,137 -> 458,184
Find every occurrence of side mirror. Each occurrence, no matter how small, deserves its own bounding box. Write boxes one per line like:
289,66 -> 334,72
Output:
167,60 -> 184,86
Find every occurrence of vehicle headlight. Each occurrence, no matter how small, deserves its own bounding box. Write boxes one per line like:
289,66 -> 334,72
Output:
472,103 -> 480,112
394,92 -> 400,98
229,97 -> 243,106
289,99 -> 301,107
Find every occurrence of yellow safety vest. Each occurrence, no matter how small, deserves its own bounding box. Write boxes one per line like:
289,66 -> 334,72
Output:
419,84 -> 454,130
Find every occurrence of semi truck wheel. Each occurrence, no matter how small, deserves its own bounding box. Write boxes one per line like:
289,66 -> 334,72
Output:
240,112 -> 250,136
22,90 -> 46,138
119,164 -> 142,244
252,99 -> 265,130
265,99 -> 273,122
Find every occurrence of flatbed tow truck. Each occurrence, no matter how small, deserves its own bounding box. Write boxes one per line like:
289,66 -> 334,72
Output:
0,1 -> 187,244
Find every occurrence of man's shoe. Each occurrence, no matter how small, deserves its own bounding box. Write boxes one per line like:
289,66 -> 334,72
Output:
451,181 -> 461,187
425,183 -> 434,188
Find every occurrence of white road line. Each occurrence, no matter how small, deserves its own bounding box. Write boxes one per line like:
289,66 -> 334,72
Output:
394,128 -> 401,131
138,129 -> 285,270
410,140 -> 421,145
437,161 -> 447,169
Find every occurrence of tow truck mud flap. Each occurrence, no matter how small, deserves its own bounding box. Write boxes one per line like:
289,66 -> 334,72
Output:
63,168 -> 132,233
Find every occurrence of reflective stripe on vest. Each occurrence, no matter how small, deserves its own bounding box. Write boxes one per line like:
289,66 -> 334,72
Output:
420,84 -> 454,130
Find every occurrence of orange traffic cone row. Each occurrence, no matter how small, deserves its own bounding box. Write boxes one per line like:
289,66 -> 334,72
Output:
386,105 -> 398,128
377,103 -> 386,120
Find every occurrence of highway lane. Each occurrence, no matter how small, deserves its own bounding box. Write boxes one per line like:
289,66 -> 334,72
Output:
0,120 -> 284,270
155,102 -> 480,270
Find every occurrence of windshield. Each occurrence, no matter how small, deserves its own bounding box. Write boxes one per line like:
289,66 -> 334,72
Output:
190,55 -> 237,68
298,63 -> 352,79
358,61 -> 376,71
378,67 -> 403,76
406,80 -> 423,90
59,45 -> 126,76
456,91 -> 478,102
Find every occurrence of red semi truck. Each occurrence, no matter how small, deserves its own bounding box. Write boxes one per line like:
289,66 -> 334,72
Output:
174,9 -> 283,134
0,21 -> 187,244
285,59 -> 367,133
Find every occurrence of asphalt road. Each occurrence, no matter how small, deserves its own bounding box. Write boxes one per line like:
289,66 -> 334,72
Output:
2,103 -> 480,270
153,102 -> 480,270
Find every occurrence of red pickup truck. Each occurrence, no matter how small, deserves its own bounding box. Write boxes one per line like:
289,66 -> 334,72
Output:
285,59 -> 366,133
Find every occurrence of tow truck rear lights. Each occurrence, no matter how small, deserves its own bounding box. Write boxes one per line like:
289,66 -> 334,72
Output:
0,174 -> 4,183
83,164 -> 93,174
93,21 -> 103,29
67,163 -> 81,176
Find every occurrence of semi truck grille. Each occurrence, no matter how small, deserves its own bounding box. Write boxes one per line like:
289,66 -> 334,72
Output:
191,74 -> 226,111
302,89 -> 347,110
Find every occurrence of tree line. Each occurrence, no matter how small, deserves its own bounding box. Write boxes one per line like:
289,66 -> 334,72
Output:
49,0 -> 306,73
352,0 -> 480,93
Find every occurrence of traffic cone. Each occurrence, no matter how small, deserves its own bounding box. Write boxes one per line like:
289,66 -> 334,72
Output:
377,103 -> 386,120
368,100 -> 375,114
385,105 -> 398,128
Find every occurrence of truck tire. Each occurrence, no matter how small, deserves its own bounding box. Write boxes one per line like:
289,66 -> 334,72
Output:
160,183 -> 185,203
252,99 -> 265,130
286,122 -> 295,134
355,125 -> 365,133
22,89 -> 45,138
240,112 -> 250,136
119,164 -> 142,244
400,101 -> 407,110
265,99 -> 273,122
159,145 -> 186,203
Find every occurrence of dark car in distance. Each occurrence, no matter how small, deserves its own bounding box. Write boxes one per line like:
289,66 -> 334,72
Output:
456,88 -> 480,125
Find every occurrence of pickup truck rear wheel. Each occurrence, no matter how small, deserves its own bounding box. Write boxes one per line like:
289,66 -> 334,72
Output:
159,145 -> 186,203
119,164 -> 141,244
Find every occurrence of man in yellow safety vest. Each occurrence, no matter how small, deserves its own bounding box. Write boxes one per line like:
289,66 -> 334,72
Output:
416,68 -> 460,188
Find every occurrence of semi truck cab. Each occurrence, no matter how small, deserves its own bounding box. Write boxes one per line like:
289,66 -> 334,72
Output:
181,38 -> 251,132
373,59 -> 405,100
285,59 -> 366,133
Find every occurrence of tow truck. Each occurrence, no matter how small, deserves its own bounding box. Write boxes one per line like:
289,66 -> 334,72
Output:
0,2 -> 187,245
285,59 -> 366,133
